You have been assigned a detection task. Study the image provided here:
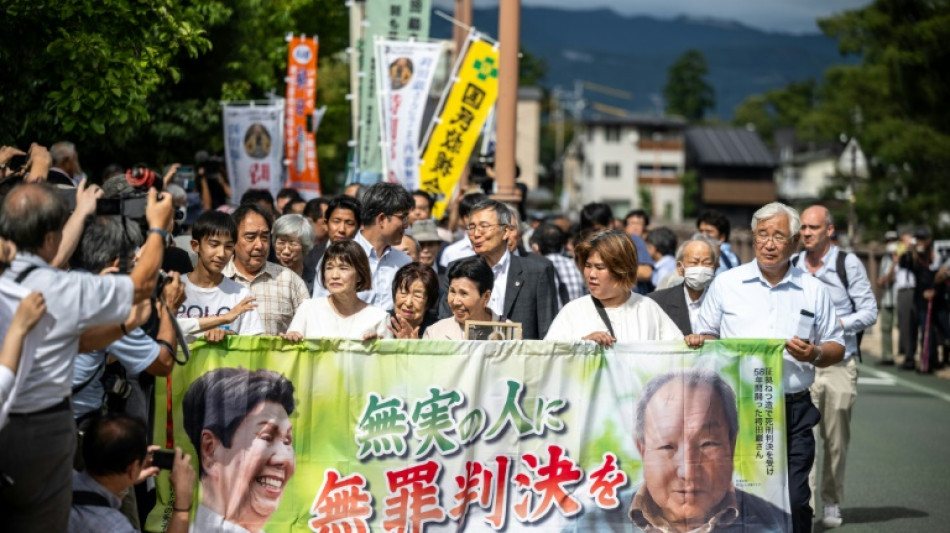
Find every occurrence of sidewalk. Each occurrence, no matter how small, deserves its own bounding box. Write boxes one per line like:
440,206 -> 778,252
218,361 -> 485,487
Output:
860,319 -> 950,381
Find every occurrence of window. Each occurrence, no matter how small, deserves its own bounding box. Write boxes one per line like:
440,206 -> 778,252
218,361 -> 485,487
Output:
604,163 -> 621,178
604,126 -> 622,142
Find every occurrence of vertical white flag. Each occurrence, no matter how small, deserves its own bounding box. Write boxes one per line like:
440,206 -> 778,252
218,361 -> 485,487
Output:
223,101 -> 285,202
375,40 -> 443,190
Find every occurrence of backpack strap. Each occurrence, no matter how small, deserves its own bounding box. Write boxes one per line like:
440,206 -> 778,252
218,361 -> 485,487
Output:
14,264 -> 40,284
72,490 -> 113,508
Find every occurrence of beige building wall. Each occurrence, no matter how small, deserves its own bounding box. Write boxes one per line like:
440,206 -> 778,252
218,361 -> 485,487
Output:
515,88 -> 542,190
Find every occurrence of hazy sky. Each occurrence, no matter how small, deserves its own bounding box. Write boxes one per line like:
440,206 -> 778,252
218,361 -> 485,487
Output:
439,0 -> 873,34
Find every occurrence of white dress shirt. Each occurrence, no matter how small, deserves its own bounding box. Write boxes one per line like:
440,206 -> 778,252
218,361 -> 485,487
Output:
486,250 -> 511,318
696,260 -> 845,393
1,253 -> 133,413
439,235 -> 475,270
795,245 -> 878,358
684,284 -> 706,333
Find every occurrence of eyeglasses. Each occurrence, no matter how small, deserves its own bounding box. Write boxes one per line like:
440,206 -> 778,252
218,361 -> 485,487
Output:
754,233 -> 790,245
274,239 -> 303,250
467,223 -> 506,234
388,212 -> 410,223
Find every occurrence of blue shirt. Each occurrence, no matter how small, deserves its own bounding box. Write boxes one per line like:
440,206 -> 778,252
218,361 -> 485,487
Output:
72,328 -> 160,419
717,241 -> 741,274
69,471 -> 134,533
696,260 -> 845,393
794,245 -> 878,358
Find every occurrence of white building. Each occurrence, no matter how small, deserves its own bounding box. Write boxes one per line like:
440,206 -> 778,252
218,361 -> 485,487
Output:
564,115 -> 686,222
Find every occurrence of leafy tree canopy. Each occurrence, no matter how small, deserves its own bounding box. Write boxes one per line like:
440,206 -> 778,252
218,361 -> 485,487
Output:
663,49 -> 715,122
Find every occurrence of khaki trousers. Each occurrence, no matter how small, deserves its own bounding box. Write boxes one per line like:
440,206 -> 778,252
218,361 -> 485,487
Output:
809,357 -> 859,508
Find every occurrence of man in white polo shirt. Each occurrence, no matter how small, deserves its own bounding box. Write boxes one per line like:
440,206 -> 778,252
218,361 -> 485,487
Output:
686,202 -> 845,533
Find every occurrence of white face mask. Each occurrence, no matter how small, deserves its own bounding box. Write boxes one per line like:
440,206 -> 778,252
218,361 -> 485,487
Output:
683,266 -> 715,291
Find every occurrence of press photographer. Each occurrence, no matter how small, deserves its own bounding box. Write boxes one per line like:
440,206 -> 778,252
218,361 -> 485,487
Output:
0,180 -> 173,532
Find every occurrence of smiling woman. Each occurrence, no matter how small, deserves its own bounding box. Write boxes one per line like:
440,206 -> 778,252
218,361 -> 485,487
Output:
182,367 -> 296,533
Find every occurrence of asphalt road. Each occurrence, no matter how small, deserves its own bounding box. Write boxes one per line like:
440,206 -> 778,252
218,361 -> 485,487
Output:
812,323 -> 950,532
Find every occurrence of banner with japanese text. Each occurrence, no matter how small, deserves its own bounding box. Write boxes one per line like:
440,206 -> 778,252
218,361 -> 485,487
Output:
376,39 -> 442,191
356,0 -> 432,179
285,36 -> 321,197
223,102 -> 285,202
419,38 -> 499,219
146,338 -> 791,533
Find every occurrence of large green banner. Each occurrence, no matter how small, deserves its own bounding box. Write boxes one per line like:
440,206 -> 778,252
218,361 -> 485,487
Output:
146,338 -> 791,532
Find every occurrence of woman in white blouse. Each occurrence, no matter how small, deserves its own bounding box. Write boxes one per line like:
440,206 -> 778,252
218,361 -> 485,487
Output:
544,229 -> 682,346
283,241 -> 390,341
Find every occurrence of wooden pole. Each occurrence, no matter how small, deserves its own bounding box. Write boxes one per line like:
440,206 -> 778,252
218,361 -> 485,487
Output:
494,0 -> 521,203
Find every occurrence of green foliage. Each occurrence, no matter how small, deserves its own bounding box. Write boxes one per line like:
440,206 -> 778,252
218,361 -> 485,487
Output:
663,49 -> 715,122
1,0 -> 351,187
680,169 -> 699,218
0,0 -> 227,144
732,0 -> 950,236
518,47 -> 547,87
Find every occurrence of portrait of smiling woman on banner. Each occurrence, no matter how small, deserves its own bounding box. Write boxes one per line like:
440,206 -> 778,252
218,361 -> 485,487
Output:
182,367 -> 296,533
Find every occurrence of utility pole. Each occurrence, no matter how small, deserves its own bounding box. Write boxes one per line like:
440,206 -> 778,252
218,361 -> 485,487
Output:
494,0 -> 521,203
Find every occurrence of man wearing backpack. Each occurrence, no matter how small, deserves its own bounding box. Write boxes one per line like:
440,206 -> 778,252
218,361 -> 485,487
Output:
796,205 -> 877,529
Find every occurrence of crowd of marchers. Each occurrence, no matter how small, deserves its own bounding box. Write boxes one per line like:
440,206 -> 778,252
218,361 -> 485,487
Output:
0,140 -> 896,533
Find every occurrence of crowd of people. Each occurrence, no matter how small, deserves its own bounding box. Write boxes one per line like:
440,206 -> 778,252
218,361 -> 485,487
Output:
0,140 -> 919,533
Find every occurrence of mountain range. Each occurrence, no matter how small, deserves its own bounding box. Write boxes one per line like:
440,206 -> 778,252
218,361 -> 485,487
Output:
430,7 -> 855,118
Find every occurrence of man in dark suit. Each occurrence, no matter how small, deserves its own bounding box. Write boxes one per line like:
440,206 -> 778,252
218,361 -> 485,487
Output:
648,236 -> 719,335
439,199 -> 558,339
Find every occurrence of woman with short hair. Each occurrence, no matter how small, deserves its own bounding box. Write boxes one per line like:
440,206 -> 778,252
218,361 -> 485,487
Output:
272,214 -> 316,291
388,263 -> 440,339
544,230 -> 682,346
283,241 -> 390,341
423,256 -> 497,340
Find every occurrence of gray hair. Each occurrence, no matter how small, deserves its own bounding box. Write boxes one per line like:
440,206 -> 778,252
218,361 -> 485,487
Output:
50,141 -> 76,167
635,368 -> 739,447
751,202 -> 801,236
80,216 -> 144,273
272,214 -> 316,252
165,184 -> 187,205
470,199 -> 513,227
675,234 -> 720,264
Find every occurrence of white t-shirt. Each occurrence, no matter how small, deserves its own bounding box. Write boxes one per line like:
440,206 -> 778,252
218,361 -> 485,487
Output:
287,297 -> 392,340
178,275 -> 264,341
544,294 -> 683,343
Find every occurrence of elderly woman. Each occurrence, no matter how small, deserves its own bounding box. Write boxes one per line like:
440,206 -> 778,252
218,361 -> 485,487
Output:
388,263 -> 440,339
423,256 -> 497,340
283,241 -> 390,341
273,214 -> 317,292
544,229 -> 682,346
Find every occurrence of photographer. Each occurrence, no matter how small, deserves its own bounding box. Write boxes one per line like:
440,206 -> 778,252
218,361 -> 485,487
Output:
70,413 -> 194,533
71,216 -> 185,425
0,182 -> 172,532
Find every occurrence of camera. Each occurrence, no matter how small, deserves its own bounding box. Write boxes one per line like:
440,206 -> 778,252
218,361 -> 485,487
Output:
469,155 -> 495,184
96,193 -> 149,218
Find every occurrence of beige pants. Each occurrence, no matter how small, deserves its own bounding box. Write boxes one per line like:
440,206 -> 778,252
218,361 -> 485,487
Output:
809,357 -> 859,508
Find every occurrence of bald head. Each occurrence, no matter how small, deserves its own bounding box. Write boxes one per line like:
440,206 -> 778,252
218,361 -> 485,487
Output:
800,205 -> 834,254
0,183 -> 69,256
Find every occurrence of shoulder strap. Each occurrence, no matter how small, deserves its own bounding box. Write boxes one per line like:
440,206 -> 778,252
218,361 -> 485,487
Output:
72,490 -> 112,508
14,264 -> 40,284
836,252 -> 856,313
72,354 -> 106,395
591,297 -> 615,338
720,251 -> 734,269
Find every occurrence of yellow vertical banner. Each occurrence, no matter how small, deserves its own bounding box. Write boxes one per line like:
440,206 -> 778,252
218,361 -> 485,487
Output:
419,39 -> 499,219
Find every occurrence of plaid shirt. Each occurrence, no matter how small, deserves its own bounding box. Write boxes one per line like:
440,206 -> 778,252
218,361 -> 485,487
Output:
223,260 -> 309,335
546,253 -> 588,306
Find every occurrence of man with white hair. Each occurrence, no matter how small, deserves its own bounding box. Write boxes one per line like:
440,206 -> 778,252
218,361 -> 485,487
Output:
686,202 -> 845,533
648,235 -> 719,335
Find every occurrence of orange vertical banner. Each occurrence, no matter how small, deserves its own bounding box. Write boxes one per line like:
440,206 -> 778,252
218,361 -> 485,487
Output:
285,37 -> 321,196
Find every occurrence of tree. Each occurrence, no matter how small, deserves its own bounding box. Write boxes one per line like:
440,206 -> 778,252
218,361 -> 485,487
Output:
0,0 -> 227,144
663,49 -> 715,122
